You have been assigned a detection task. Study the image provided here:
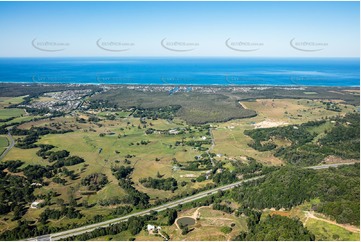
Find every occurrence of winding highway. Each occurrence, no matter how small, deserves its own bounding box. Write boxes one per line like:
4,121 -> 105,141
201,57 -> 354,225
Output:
24,161 -> 358,241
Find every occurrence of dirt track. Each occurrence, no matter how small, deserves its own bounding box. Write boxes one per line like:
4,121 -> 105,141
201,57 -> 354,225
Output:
304,211 -> 360,233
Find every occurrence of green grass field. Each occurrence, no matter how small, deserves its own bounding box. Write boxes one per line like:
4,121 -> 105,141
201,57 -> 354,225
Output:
97,111 -> 132,118
306,218 -> 360,241
0,136 -> 9,157
34,116 -> 210,200
3,146 -> 47,166
0,96 -> 26,109
0,115 -> 41,128
0,108 -> 25,120
0,136 -> 9,147
0,148 -> 6,157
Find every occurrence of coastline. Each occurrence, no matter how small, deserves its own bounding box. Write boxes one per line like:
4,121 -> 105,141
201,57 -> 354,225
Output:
0,82 -> 360,88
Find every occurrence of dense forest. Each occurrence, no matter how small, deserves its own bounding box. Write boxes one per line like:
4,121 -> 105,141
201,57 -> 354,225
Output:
230,164 -> 360,225
90,88 -> 257,124
132,106 -> 181,120
235,215 -> 315,241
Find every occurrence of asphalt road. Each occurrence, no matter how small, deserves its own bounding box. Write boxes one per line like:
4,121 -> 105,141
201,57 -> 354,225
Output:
24,161 -> 359,241
26,176 -> 263,241
0,131 -> 14,161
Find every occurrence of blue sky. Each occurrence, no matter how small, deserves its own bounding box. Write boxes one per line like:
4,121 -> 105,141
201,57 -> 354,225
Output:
0,1 -> 359,57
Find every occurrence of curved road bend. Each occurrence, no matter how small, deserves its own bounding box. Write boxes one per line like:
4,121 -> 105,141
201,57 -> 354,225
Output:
0,131 -> 14,161
26,162 -> 359,241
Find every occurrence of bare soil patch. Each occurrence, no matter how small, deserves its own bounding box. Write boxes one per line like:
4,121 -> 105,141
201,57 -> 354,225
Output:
253,119 -> 289,129
322,155 -> 359,165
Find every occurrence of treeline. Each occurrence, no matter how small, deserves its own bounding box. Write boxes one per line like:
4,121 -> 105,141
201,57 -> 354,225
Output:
36,144 -> 85,169
88,99 -> 119,109
36,144 -> 55,158
81,173 -> 108,191
139,177 -> 178,191
230,164 -> 360,225
213,158 -> 277,185
39,207 -> 83,224
12,127 -> 72,149
182,157 -> 213,171
183,140 -> 211,152
232,158 -> 276,177
20,155 -> 84,183
322,101 -> 342,112
0,116 -> 44,134
0,113 -> 66,134
0,160 -> 23,172
212,170 -> 237,185
153,183 -> 217,206
111,205 -> 133,216
19,158 -> 83,184
133,105 -> 181,120
213,203 -> 234,214
0,220 -> 54,240
0,116 -> 16,123
111,166 -> 150,208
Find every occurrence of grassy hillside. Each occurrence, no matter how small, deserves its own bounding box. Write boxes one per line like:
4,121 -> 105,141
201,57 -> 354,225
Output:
244,113 -> 360,166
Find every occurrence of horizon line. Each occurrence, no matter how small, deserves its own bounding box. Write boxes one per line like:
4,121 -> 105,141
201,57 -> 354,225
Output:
0,56 -> 359,59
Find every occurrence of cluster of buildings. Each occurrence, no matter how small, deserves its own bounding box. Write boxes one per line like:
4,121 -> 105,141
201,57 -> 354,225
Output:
20,89 -> 93,113
111,85 -> 306,94
43,89 -> 92,101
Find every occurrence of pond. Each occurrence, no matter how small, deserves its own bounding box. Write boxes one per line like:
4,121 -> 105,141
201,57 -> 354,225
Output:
177,217 -> 196,227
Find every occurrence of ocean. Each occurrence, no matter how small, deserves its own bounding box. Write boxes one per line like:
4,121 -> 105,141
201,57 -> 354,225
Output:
0,57 -> 359,86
